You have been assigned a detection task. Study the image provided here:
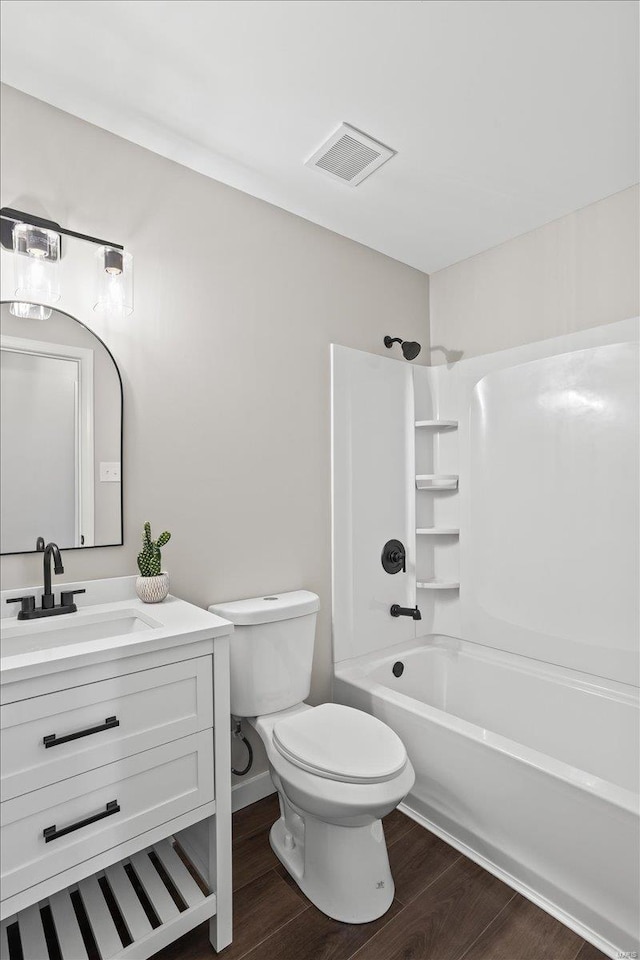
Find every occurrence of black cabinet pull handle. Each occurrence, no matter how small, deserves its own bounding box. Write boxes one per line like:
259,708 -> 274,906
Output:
43,800 -> 120,842
43,716 -> 119,748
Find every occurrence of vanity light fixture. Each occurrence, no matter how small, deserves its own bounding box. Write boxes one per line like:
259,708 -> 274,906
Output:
94,245 -> 133,317
0,207 -> 133,318
10,222 -> 61,319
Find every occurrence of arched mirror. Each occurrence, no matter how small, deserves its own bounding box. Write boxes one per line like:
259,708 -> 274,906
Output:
0,301 -> 123,553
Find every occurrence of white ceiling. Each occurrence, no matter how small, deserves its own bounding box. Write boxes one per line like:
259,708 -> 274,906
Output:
1,0 -> 638,273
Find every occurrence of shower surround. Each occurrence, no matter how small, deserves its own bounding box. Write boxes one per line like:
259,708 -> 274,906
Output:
331,318 -> 639,959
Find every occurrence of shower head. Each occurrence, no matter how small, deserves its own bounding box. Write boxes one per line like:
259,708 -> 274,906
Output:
401,340 -> 421,360
384,336 -> 422,361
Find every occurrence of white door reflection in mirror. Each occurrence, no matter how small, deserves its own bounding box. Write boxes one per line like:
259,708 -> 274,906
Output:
0,337 -> 94,552
0,302 -> 122,554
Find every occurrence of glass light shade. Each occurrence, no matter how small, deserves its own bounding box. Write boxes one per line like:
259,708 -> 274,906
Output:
94,246 -> 133,317
12,223 -> 61,305
9,301 -> 53,320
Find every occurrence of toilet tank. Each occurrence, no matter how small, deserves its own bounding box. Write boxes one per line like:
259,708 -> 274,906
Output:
209,590 -> 320,717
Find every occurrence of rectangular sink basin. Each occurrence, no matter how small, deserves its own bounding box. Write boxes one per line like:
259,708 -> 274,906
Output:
1,609 -> 161,657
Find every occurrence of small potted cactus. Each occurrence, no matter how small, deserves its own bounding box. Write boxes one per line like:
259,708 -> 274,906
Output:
135,521 -> 172,602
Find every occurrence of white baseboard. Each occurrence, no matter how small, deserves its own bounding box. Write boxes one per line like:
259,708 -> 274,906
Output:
232,770 -> 275,812
176,771 -> 275,883
398,801 -> 621,960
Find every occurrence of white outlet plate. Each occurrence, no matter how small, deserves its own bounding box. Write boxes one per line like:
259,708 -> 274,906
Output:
100,461 -> 121,482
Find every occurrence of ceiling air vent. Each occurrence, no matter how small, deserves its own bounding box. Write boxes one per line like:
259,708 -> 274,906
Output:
305,123 -> 396,186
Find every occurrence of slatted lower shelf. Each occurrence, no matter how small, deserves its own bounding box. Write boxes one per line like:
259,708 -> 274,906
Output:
0,840 -> 216,960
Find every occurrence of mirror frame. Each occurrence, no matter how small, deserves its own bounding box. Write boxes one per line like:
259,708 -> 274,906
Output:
1,300 -> 124,555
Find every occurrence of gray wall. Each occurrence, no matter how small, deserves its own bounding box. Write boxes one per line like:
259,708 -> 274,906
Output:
0,84 -> 429,775
429,185 -> 639,363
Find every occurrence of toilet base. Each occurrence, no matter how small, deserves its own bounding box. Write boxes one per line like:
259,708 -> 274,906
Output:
269,809 -> 394,923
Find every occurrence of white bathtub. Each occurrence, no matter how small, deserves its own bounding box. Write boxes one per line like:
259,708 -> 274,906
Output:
334,634 -> 640,958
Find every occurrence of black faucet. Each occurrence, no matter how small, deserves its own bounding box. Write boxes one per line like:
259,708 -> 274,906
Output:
42,541 -> 64,609
5,541 -> 86,620
390,604 -> 422,621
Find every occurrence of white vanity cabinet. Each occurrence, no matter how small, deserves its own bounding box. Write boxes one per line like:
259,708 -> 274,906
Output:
0,581 -> 233,960
2,657 -> 214,801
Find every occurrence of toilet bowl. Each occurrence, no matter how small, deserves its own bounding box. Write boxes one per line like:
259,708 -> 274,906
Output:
208,590 -> 415,923
251,702 -> 414,922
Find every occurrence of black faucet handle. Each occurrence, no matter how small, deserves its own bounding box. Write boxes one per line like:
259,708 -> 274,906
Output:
60,588 -> 86,608
381,540 -> 406,575
6,596 -> 36,617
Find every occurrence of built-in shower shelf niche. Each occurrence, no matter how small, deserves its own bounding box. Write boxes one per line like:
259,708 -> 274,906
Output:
415,420 -> 458,429
416,527 -> 459,536
416,579 -> 460,590
416,475 -> 458,490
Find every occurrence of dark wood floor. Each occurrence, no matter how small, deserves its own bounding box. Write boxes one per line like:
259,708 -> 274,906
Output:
154,794 -> 608,960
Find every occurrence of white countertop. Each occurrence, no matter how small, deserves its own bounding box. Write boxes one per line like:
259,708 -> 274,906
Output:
0,576 -> 233,684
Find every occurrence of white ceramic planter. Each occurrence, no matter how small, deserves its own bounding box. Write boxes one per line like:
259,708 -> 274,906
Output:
136,572 -> 169,603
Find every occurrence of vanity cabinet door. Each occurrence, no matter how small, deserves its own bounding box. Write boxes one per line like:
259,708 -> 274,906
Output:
0,729 -> 214,901
1,657 -> 213,800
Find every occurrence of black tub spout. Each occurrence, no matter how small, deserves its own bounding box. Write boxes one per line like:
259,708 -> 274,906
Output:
390,604 -> 421,621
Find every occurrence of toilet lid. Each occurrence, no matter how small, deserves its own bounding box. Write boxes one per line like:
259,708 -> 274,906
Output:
272,703 -> 408,784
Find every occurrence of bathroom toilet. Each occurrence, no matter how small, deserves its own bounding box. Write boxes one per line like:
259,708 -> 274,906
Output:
209,590 -> 415,923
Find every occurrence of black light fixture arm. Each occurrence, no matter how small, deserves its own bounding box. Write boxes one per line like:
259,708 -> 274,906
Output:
0,206 -> 124,252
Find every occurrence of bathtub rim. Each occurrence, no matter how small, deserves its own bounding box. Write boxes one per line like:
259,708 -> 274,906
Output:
334,635 -> 639,814
337,632 -> 639,700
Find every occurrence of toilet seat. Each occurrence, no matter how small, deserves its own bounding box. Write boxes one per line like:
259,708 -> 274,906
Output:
272,703 -> 407,784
